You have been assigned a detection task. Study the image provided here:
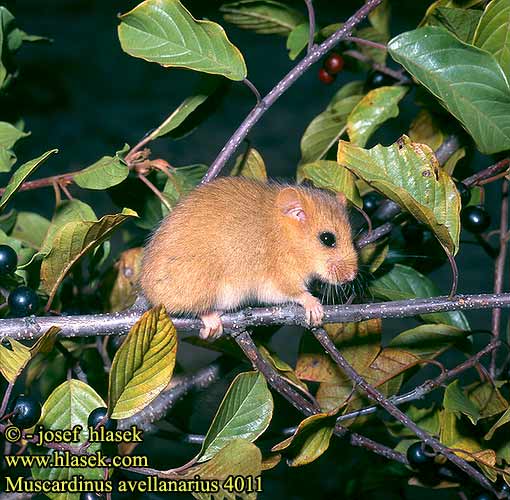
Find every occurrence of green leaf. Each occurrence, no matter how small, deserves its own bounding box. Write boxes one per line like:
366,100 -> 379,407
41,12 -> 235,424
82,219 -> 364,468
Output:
74,155 -> 129,190
40,208 -> 137,305
108,305 -> 177,419
337,136 -> 461,254
300,93 -> 363,165
389,324 -> 469,358
485,406 -> 510,440
162,164 -> 208,209
347,86 -> 407,147
467,382 -> 508,420
271,413 -> 335,467
369,0 -> 391,39
258,345 -> 308,392
297,160 -> 362,208
355,26 -> 388,64
0,121 -> 29,149
32,380 -> 104,499
0,147 -> 16,173
40,200 -> 97,256
199,371 -> 273,462
147,76 -> 221,141
388,26 -> 510,155
231,147 -> 267,180
287,22 -> 310,60
0,149 -> 58,211
428,7 -> 482,43
443,380 -> 480,424
181,439 -> 261,500
220,0 -> 305,35
473,0 -> 510,76
11,211 -> 50,249
370,264 -> 470,329
118,0 -> 247,81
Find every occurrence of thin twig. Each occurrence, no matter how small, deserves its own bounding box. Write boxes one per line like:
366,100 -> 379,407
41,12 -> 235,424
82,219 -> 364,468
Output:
242,78 -> 261,105
342,49 -> 408,82
463,158 -> 510,187
3,293 -> 510,341
336,341 -> 500,424
0,382 -> 14,418
137,174 -> 172,211
490,180 -> 509,377
346,36 -> 387,51
201,0 -> 385,184
303,0 -> 316,53
235,330 -> 407,465
234,330 -> 320,414
312,327 -> 498,495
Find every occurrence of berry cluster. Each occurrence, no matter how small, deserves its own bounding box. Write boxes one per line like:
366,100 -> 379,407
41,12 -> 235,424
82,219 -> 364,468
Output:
0,245 -> 39,316
318,52 -> 344,84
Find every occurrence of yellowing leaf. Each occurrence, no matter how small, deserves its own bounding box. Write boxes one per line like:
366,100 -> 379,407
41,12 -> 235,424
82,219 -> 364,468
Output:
408,109 -> 445,151
109,247 -> 143,312
231,147 -> 267,180
0,327 -> 59,383
178,439 -> 261,500
108,305 -> 177,419
338,136 -> 461,254
0,339 -> 30,383
347,86 -> 407,147
40,208 -> 138,307
297,160 -> 362,208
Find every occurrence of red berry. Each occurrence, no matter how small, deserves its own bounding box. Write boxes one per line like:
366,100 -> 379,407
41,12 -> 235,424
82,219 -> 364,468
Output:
318,68 -> 335,85
324,53 -> 344,74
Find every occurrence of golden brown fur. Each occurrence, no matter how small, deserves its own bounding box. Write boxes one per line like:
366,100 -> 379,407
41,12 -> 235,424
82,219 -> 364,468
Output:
141,177 -> 357,320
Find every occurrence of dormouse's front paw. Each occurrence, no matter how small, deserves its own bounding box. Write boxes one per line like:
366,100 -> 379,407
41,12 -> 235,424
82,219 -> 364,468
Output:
199,311 -> 223,341
298,293 -> 324,326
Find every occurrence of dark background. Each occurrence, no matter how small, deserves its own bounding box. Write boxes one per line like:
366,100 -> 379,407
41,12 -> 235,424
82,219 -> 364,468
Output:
0,1 -> 505,499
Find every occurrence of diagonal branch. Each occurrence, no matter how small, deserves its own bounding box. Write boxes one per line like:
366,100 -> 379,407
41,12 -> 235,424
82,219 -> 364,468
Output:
234,330 -> 407,465
312,327 -> 498,495
335,341 -> 500,424
201,0 -> 384,183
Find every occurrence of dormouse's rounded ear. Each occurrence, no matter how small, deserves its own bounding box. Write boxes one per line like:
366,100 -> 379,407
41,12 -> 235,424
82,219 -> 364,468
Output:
277,187 -> 306,222
336,192 -> 347,206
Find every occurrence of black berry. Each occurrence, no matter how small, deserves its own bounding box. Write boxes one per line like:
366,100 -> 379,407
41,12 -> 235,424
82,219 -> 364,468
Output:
366,70 -> 395,90
401,222 -> 435,247
8,286 -> 39,317
455,181 -> 471,206
497,477 -> 510,497
8,395 -> 41,429
324,53 -> 344,75
461,206 -> 491,234
406,442 -> 436,469
80,493 -> 103,500
87,407 -> 117,432
471,493 -> 497,500
362,192 -> 382,216
318,68 -> 335,85
0,245 -> 17,275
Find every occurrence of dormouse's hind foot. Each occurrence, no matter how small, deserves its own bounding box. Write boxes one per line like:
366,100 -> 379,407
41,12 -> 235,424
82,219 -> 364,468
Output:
199,311 -> 224,341
297,292 -> 324,326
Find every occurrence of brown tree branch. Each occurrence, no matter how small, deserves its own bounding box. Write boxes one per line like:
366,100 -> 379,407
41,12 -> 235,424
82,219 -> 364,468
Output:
336,341 -> 500,424
234,330 -> 407,465
201,0 -> 385,183
490,180 -> 509,377
312,327 -> 498,495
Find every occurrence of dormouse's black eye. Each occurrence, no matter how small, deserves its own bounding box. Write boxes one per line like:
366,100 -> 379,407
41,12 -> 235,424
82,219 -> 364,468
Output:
319,232 -> 336,247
